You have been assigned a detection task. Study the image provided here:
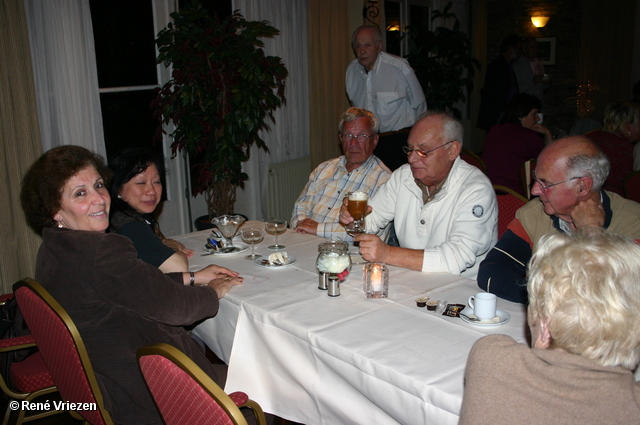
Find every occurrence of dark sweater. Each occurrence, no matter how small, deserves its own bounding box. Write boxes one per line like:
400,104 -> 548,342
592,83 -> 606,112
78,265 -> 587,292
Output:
35,227 -> 223,425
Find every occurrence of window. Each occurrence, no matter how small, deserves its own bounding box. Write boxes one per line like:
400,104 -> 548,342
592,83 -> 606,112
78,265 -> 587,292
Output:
384,0 -> 430,57
89,0 -> 231,163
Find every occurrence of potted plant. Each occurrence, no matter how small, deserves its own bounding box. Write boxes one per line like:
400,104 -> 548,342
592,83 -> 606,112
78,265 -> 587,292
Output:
404,1 -> 479,119
151,3 -> 288,219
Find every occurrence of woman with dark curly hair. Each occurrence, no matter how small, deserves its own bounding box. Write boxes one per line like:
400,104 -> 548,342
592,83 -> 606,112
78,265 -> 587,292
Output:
20,145 -> 244,425
481,93 -> 552,196
108,148 -> 193,273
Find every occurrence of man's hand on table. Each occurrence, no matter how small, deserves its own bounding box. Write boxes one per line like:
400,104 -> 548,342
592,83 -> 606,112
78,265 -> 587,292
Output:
295,218 -> 318,235
355,234 -> 390,263
571,198 -> 605,229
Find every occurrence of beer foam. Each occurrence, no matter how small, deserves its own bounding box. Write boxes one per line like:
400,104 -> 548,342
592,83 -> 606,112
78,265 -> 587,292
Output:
348,191 -> 368,201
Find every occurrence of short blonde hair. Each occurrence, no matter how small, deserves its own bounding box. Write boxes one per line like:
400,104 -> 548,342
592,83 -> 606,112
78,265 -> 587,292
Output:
602,101 -> 640,134
527,227 -> 640,369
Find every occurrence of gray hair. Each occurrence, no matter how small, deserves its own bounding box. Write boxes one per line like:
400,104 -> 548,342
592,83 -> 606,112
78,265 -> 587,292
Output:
351,25 -> 383,48
566,151 -> 610,192
419,110 -> 464,144
338,107 -> 380,134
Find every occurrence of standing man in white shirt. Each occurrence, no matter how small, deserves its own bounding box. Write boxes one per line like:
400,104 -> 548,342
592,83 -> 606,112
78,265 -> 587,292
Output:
346,25 -> 427,171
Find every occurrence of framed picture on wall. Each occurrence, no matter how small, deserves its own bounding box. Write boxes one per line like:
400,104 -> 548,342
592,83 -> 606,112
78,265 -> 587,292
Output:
536,37 -> 556,65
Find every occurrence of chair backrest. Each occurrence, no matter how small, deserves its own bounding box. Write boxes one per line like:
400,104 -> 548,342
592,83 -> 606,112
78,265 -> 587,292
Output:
493,185 -> 528,239
138,343 -> 253,425
13,278 -> 113,425
623,171 -> 640,203
520,158 -> 537,199
460,148 -> 487,174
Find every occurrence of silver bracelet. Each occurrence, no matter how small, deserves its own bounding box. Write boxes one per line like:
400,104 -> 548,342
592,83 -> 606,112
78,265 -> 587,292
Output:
189,272 -> 195,286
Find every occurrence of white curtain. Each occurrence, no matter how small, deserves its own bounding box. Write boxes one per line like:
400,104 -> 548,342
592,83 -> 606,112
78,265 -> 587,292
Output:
232,0 -> 309,220
23,0 -> 106,158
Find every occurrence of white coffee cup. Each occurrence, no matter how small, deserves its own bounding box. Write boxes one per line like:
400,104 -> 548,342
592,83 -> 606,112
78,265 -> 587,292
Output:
468,292 -> 497,320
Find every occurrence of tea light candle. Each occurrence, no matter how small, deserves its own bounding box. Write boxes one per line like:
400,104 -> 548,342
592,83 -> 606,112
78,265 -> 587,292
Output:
371,265 -> 382,292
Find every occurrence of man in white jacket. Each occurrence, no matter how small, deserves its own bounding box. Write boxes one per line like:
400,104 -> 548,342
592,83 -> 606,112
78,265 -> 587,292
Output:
340,112 -> 497,279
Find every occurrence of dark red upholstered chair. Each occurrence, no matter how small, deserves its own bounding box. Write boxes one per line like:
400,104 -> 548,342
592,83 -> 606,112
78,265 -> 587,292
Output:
623,171 -> 640,203
13,278 -> 114,425
0,293 -> 60,425
494,185 -> 529,239
138,343 -> 266,425
461,148 -> 487,174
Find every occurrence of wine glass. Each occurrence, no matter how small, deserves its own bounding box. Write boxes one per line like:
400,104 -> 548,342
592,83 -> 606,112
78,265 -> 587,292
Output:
241,228 -> 264,260
265,220 -> 287,250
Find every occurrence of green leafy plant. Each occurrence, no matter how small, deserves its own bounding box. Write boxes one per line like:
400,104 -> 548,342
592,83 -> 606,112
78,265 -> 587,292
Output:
152,4 -> 288,218
404,1 -> 479,119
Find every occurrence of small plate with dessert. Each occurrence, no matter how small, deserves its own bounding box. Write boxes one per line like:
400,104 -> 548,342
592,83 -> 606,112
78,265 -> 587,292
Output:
255,252 -> 297,268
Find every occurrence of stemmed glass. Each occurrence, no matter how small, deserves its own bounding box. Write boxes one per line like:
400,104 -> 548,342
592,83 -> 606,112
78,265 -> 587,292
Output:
265,220 -> 287,250
210,215 -> 245,253
240,228 -> 264,260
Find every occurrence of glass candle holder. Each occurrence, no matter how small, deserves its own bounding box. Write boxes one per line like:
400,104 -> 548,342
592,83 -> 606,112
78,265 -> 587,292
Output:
363,263 -> 389,298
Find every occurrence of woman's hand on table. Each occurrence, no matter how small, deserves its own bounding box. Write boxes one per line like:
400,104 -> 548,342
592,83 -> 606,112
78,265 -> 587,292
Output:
207,276 -> 244,299
195,265 -> 241,282
164,238 -> 195,258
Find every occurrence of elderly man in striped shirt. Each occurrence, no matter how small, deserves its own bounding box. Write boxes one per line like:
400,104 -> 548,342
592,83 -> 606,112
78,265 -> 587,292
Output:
291,107 -> 391,242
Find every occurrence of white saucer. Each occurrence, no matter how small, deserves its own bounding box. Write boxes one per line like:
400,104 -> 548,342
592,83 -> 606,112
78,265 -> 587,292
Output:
460,308 -> 510,327
254,255 -> 297,268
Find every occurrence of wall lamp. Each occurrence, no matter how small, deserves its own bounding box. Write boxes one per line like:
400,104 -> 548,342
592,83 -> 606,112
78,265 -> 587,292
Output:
531,16 -> 550,28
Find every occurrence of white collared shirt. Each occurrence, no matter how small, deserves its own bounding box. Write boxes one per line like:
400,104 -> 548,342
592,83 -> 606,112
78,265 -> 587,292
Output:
346,52 -> 427,133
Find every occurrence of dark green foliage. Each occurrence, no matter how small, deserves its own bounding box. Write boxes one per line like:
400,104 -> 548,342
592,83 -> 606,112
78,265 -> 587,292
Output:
405,1 -> 479,119
151,3 -> 288,216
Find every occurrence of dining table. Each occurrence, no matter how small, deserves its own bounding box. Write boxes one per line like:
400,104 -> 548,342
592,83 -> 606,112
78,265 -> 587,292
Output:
173,221 -> 528,425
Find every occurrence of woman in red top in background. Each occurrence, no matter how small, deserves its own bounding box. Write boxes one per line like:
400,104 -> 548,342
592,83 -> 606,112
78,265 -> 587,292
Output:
481,94 -> 552,196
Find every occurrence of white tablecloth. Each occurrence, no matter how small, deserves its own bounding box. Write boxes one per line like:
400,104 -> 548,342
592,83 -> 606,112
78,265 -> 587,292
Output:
175,222 -> 528,425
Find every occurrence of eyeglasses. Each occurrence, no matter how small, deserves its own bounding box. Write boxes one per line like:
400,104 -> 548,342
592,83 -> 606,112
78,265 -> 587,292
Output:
532,171 -> 585,192
340,134 -> 374,143
402,141 -> 454,158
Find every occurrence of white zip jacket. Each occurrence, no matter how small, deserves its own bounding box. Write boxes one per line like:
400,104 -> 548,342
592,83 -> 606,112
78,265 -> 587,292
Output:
366,157 -> 497,279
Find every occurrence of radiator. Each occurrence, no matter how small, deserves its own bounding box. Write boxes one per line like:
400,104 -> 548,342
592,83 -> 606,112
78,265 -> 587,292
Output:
266,156 -> 311,221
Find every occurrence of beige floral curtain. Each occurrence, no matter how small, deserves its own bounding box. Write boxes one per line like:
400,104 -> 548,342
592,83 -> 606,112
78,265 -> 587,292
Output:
307,0 -> 353,169
0,0 -> 43,293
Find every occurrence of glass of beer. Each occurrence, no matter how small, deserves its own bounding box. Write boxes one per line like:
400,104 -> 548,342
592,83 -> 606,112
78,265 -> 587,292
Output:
346,191 -> 368,238
347,191 -> 368,220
